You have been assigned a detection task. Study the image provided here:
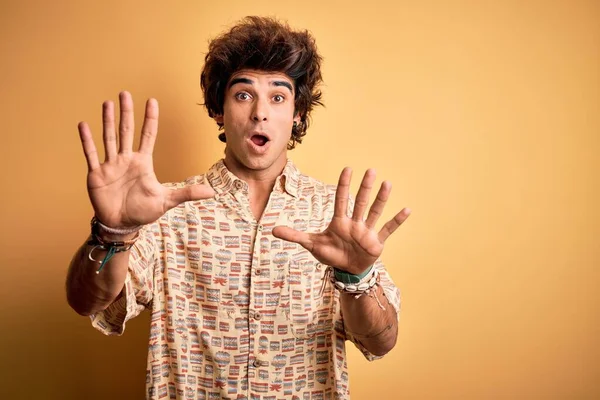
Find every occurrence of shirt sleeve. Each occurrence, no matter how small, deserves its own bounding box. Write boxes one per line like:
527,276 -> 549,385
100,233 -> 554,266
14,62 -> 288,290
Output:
343,258 -> 401,361
89,222 -> 159,336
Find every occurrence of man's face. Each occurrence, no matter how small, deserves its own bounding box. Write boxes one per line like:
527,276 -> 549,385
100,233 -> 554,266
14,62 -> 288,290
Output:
216,69 -> 300,176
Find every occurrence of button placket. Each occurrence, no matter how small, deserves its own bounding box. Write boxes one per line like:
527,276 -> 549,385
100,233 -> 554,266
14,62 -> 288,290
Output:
248,213 -> 269,380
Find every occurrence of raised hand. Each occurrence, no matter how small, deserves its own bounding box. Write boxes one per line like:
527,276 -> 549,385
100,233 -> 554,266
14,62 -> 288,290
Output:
272,168 -> 410,275
78,91 -> 215,229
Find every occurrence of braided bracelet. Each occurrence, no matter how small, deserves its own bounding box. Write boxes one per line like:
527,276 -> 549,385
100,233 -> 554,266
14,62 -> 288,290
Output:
88,217 -> 140,274
92,216 -> 142,235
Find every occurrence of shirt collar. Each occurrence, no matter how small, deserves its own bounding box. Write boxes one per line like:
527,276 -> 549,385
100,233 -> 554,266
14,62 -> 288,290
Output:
207,159 -> 299,198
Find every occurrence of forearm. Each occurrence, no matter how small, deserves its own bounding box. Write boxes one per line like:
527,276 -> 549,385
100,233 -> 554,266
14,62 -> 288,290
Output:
66,236 -> 132,316
340,284 -> 398,356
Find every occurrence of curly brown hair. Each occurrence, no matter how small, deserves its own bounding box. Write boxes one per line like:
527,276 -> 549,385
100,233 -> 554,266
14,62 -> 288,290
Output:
200,16 -> 324,149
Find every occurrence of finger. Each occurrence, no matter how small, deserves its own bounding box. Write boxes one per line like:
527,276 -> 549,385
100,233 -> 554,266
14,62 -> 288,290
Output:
118,91 -> 135,154
164,184 -> 216,209
333,167 -> 352,218
138,98 -> 159,154
352,169 -> 376,222
378,208 -> 411,242
365,180 -> 392,229
102,100 -> 117,161
271,226 -> 314,251
78,122 -> 100,171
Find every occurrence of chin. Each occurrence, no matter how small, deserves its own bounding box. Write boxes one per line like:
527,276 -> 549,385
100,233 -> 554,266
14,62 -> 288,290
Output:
244,154 -> 286,173
243,156 -> 275,170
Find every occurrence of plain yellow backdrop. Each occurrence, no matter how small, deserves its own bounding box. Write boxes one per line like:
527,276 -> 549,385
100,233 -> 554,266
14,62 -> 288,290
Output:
0,1 -> 598,399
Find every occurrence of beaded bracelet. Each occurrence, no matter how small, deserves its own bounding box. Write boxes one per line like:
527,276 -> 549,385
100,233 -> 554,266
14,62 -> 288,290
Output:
321,265 -> 386,309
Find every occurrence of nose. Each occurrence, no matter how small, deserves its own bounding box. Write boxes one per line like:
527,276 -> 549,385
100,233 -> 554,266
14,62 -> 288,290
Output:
251,98 -> 268,122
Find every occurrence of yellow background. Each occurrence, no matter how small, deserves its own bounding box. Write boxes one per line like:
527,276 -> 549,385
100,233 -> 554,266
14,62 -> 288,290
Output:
1,1 -> 598,399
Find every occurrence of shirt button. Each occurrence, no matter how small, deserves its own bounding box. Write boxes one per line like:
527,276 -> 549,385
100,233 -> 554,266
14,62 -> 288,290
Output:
234,180 -> 244,190
253,312 -> 262,320
253,359 -> 261,368
257,224 -> 264,231
254,269 -> 261,275
316,263 -> 322,271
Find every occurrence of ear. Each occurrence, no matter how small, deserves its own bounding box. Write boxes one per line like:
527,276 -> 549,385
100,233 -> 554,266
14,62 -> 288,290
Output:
293,114 -> 302,125
214,114 -> 224,125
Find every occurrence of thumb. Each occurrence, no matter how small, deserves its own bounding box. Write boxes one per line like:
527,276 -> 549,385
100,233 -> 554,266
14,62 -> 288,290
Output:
164,184 -> 216,209
272,226 -> 313,251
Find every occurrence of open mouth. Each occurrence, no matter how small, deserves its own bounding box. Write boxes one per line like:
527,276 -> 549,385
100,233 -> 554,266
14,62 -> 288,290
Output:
250,134 -> 269,147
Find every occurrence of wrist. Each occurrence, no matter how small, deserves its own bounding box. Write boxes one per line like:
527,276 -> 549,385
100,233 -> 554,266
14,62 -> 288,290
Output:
92,231 -> 138,243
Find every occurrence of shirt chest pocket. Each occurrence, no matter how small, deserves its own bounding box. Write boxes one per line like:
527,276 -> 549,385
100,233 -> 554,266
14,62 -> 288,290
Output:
287,259 -> 335,339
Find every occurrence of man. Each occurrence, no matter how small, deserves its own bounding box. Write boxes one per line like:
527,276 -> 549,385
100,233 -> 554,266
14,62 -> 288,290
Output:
66,16 -> 410,400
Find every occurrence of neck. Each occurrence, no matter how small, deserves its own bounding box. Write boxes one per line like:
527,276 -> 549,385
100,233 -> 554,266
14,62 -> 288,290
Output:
222,154 -> 287,221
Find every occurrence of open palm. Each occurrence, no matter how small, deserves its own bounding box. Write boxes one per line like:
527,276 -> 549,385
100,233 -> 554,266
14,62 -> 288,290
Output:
78,92 -> 215,229
272,168 -> 411,275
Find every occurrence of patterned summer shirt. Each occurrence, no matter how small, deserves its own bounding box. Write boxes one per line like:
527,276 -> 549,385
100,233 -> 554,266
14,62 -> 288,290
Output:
91,159 -> 400,400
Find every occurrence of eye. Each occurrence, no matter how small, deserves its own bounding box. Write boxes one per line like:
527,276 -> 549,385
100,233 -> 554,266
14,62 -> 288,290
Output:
235,92 -> 251,101
273,94 -> 285,103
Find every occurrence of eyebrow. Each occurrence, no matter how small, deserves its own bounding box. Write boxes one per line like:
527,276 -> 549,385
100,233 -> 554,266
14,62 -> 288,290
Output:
228,77 -> 294,94
228,77 -> 254,88
272,81 -> 294,94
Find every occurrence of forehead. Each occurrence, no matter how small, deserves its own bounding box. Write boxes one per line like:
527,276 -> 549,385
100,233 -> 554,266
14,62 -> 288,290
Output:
228,69 -> 294,87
